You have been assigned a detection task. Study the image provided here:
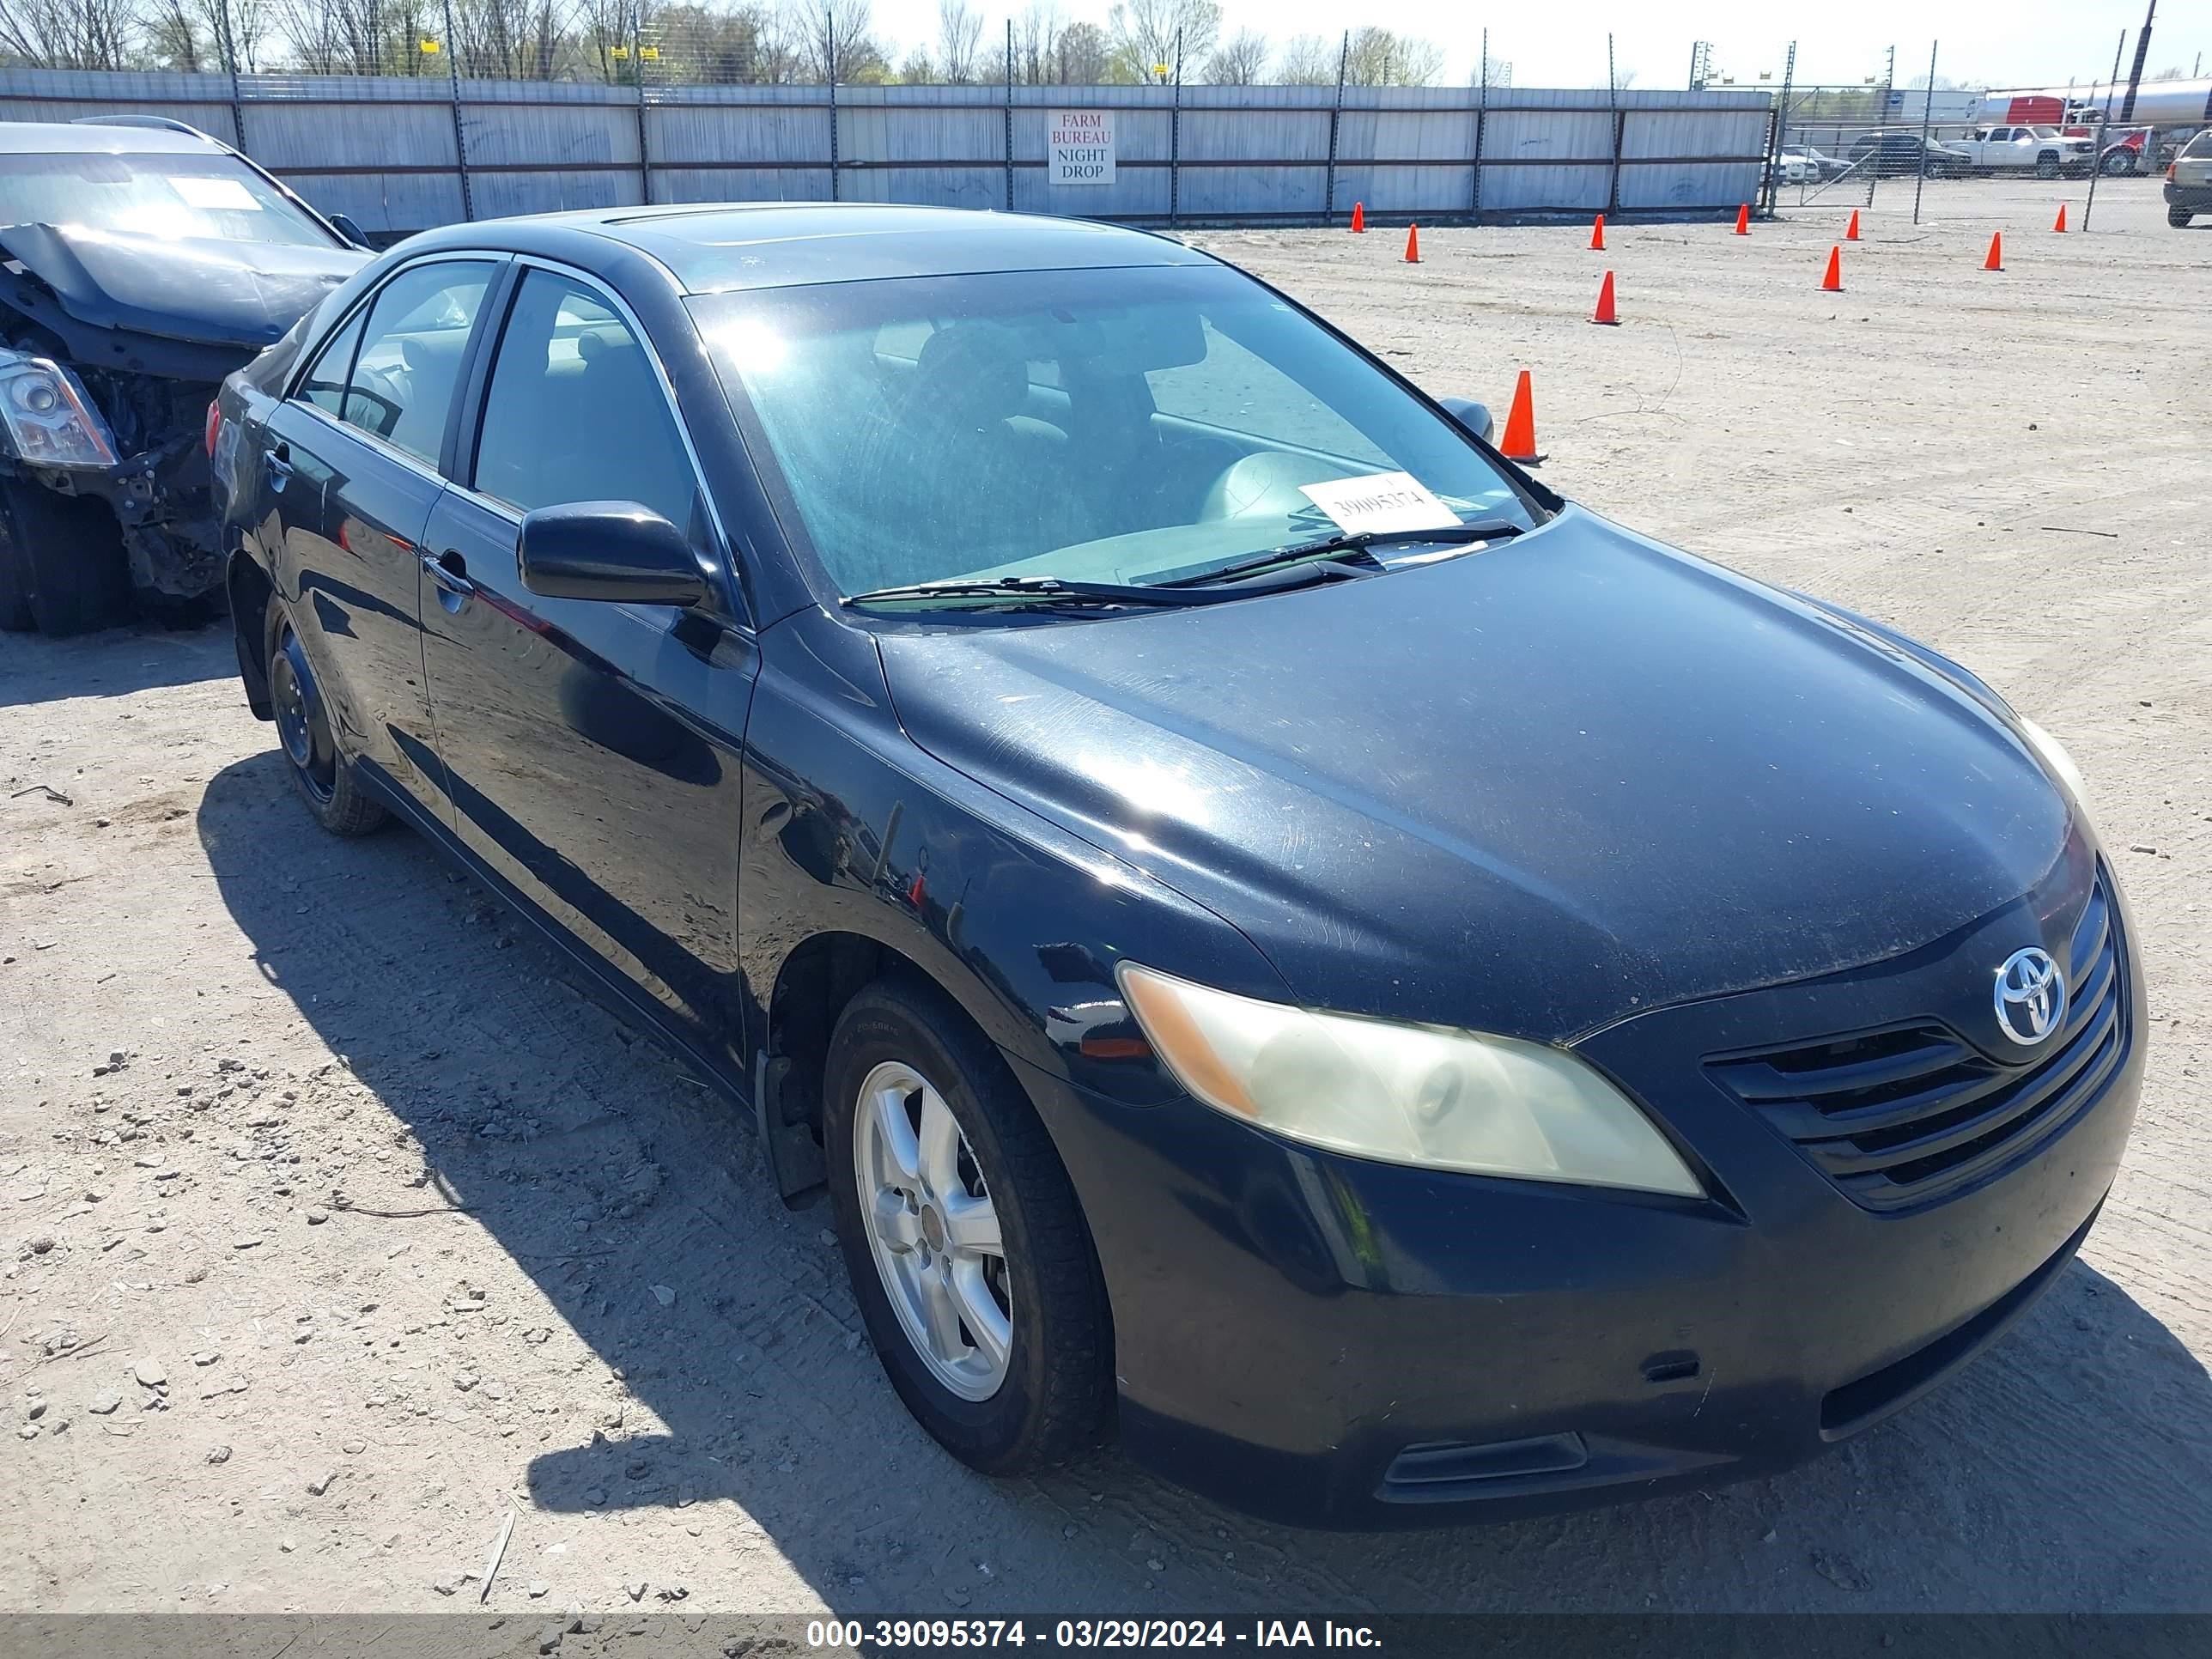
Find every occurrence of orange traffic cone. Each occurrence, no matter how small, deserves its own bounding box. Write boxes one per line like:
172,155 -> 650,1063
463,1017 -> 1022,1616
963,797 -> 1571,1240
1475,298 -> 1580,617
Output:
1845,209 -> 1861,240
1350,201 -> 1365,234
1498,370 -> 1540,463
1590,213 -> 1607,251
1820,246 -> 1844,291
2052,203 -> 2068,233
1734,204 -> 1750,235
1592,270 -> 1619,325
1984,231 -> 2003,270
1403,224 -> 1420,263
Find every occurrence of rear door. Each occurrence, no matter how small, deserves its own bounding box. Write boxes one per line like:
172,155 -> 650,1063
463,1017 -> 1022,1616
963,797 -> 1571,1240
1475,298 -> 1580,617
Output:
417,263 -> 758,1064
255,257 -> 502,822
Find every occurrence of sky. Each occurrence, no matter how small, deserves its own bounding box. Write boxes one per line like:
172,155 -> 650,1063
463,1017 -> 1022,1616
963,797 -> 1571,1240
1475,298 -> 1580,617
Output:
867,0 -> 2212,93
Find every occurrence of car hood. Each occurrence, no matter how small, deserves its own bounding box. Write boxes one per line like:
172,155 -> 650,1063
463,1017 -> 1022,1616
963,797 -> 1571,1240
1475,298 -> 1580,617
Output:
0,222 -> 367,351
878,507 -> 2075,1043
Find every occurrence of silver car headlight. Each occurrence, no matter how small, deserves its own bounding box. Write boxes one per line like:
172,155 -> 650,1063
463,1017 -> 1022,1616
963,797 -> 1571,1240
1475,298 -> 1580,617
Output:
1116,963 -> 1702,1197
0,349 -> 119,470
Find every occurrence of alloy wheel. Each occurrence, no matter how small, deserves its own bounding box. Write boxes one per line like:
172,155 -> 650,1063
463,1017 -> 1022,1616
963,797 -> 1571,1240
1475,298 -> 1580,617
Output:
852,1059 -> 1012,1401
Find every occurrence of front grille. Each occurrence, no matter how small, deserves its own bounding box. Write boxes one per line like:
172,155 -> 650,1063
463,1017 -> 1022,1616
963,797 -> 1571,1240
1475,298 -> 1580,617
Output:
1707,875 -> 2127,1212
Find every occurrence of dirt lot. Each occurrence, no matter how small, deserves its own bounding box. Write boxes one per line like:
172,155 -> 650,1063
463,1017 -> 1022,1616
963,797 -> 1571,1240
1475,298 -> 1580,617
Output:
3,175 -> 2209,1618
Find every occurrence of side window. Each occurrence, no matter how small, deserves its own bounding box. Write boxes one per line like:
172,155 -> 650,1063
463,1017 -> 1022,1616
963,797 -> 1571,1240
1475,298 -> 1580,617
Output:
296,309 -> 365,417
471,270 -> 702,538
340,259 -> 496,465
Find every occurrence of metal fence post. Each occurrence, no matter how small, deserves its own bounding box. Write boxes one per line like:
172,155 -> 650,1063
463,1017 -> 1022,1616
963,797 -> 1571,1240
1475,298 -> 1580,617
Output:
441,0 -> 473,221
1322,29 -> 1346,226
1606,33 -> 1622,215
1868,44 -> 1893,211
1003,19 -> 1014,211
1911,40 -> 1936,224
1168,27 -> 1182,227
2083,27 -> 2127,230
1470,27 -> 1487,222
215,0 -> 246,151
1765,40 -> 1794,215
634,0 -> 652,207
826,6 -> 839,203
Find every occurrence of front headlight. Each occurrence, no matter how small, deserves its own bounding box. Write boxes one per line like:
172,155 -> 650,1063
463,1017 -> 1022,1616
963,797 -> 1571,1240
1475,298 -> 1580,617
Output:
1116,963 -> 1703,1197
0,350 -> 118,470
2015,715 -> 2087,801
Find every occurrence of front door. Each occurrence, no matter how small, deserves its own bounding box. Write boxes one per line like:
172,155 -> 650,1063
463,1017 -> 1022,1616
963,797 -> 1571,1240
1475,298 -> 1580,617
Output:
417,266 -> 757,1066
255,258 -> 501,823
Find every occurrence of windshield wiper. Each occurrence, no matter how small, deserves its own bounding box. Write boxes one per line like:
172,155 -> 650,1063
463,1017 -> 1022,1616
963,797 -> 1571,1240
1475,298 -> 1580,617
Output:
842,574 -> 1239,610
1162,518 -> 1526,587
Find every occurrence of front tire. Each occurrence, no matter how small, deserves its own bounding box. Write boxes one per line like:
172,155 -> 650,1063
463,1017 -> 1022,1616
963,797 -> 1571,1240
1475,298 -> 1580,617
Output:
3,480 -> 131,637
824,977 -> 1112,1474
2036,154 -> 2061,179
264,592 -> 387,836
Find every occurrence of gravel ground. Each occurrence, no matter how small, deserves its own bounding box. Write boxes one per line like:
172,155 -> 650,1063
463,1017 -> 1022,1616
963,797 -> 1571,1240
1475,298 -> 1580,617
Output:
2,176 -> 2208,1617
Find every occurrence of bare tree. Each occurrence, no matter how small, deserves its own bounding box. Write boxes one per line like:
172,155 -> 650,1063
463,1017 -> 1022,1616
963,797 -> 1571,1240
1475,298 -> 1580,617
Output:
1106,0 -> 1213,82
1273,31 -> 1334,86
1053,15 -> 1104,82
1199,24 -> 1263,85
792,0 -> 886,82
932,0 -> 978,82
0,0 -> 144,68
142,0 -> 204,66
1343,24 -> 1438,87
1009,0 -> 1057,83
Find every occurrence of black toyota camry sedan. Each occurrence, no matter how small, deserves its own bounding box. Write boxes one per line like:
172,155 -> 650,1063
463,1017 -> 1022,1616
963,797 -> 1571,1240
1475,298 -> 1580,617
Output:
210,204 -> 2142,1528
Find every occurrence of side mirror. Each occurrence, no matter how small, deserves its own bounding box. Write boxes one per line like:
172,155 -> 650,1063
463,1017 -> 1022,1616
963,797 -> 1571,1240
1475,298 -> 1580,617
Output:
519,500 -> 709,608
1437,396 -> 1496,446
327,212 -> 371,250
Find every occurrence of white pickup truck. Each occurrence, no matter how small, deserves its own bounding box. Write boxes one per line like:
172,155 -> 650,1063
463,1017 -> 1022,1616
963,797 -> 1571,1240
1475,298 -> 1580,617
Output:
1955,125 -> 2096,178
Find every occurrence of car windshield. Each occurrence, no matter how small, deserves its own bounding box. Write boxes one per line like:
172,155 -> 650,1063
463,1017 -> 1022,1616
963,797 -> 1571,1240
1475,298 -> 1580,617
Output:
0,149 -> 333,246
694,263 -> 1537,601
2185,130 -> 2212,158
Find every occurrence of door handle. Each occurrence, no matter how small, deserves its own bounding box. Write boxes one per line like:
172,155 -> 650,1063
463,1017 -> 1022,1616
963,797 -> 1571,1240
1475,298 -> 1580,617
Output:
265,441 -> 291,489
425,550 -> 475,598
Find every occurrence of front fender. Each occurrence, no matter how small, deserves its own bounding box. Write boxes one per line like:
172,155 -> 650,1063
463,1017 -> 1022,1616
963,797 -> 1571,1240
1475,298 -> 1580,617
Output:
736,609 -> 1287,1106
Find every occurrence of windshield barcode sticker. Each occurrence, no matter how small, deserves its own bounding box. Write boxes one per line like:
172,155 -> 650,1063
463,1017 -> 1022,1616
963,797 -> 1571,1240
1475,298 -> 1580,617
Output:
1297,471 -> 1460,535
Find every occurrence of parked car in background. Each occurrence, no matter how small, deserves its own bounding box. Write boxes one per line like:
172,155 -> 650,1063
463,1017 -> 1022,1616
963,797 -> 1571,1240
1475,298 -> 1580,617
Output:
210,202 -> 2141,1528
1770,149 -> 1820,186
1956,125 -> 2096,178
2169,129 -> 2212,226
0,118 -> 369,637
1847,131 -> 1973,178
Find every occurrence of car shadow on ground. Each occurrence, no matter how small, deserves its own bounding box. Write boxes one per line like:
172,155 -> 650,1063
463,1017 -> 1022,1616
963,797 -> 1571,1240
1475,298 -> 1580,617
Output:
0,619 -> 233,709
196,748 -> 2212,1613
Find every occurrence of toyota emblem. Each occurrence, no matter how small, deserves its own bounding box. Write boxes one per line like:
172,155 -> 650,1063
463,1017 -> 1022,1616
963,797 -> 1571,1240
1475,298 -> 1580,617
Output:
1993,947 -> 2067,1047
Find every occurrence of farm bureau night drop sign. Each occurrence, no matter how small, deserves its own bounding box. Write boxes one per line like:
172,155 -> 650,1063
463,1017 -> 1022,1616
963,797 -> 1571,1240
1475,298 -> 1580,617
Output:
1049,111 -> 1115,185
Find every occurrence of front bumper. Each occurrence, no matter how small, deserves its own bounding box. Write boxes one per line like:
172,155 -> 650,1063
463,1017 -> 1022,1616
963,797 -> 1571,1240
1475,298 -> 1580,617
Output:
1022,845 -> 2142,1528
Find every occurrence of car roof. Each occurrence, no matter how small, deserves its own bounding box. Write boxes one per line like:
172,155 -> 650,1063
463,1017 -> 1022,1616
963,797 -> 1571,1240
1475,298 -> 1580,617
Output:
423,203 -> 1218,296
0,120 -> 227,155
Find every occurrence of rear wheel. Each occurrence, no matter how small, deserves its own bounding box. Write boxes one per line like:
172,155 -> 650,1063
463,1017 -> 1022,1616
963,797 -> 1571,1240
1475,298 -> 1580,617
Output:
264,592 -> 387,836
3,479 -> 131,636
825,978 -> 1112,1474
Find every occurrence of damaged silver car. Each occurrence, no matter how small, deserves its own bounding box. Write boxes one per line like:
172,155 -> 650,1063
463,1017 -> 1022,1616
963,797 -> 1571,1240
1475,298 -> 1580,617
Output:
0,118 -> 369,636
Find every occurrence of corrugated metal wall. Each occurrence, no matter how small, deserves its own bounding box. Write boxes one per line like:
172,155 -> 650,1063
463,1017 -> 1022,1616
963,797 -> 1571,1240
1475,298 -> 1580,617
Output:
0,67 -> 1771,235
